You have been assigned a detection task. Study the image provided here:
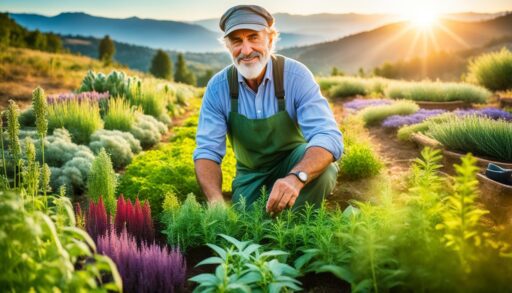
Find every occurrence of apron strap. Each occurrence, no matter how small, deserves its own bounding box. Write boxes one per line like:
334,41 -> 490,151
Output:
227,54 -> 286,113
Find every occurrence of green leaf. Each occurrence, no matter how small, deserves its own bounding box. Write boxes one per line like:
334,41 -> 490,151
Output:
189,273 -> 219,285
317,264 -> 354,283
196,256 -> 224,267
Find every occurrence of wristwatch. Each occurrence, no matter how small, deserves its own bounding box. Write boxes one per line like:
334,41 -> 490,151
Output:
288,171 -> 308,184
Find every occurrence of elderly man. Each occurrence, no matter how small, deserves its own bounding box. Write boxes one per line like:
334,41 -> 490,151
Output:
193,5 -> 343,214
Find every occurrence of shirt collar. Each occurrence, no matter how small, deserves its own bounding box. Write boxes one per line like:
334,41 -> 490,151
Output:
237,56 -> 273,84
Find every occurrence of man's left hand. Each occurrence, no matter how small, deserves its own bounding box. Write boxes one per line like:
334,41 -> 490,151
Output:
266,175 -> 304,215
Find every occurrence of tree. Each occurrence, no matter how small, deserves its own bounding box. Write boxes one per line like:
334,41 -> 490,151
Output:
99,35 -> 115,66
197,69 -> 214,87
45,33 -> 63,53
331,66 -> 344,76
25,30 -> 46,51
174,53 -> 196,85
150,49 -> 173,80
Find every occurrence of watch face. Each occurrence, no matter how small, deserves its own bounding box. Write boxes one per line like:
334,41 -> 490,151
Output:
298,171 -> 308,182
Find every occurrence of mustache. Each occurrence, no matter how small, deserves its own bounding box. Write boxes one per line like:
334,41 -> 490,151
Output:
236,51 -> 262,64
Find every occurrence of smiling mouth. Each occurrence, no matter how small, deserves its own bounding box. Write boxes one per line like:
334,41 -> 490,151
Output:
239,56 -> 259,63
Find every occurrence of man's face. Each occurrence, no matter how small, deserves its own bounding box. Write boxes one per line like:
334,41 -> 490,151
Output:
226,29 -> 272,79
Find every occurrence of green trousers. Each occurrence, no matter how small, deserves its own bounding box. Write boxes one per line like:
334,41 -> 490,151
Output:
231,144 -> 339,209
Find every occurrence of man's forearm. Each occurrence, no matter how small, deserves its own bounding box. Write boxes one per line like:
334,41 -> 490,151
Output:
194,159 -> 224,203
290,146 -> 334,184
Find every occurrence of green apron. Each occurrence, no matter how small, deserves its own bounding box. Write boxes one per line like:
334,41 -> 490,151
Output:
228,55 -> 338,208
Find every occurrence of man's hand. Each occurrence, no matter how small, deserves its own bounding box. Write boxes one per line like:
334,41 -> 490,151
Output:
266,175 -> 304,215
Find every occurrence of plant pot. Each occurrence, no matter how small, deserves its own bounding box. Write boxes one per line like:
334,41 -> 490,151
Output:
410,133 -> 442,149
414,100 -> 471,111
442,149 -> 512,175
477,173 -> 512,225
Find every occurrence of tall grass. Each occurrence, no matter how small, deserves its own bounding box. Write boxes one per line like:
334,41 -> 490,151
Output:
317,76 -> 390,98
359,100 -> 419,126
385,80 -> 490,103
428,115 -> 512,162
467,47 -> 512,91
129,80 -> 170,124
104,98 -> 137,131
48,99 -> 103,144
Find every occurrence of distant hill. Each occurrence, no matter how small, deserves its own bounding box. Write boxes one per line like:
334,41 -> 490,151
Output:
280,13 -> 512,74
8,12 -> 221,52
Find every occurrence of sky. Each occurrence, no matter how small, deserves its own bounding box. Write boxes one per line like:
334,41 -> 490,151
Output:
1,0 -> 511,21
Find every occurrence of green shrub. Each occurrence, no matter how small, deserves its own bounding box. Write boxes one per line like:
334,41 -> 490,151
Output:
129,113 -> 167,148
339,142 -> 382,180
87,148 -> 117,215
19,107 -> 36,127
89,129 -> 142,169
467,47 -> 512,91
104,98 -> 136,131
385,80 -> 490,103
428,115 -> 512,162
396,113 -> 455,141
328,77 -> 367,98
359,100 -> 419,126
0,190 -> 121,291
78,70 -> 135,98
48,99 -> 103,144
129,80 -> 171,124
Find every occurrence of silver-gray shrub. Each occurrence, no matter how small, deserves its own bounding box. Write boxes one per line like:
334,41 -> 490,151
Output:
129,113 -> 167,148
89,129 -> 142,169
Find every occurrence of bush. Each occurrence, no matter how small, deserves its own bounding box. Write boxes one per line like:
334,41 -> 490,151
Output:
129,113 -> 167,148
329,77 -> 367,98
47,99 -> 103,144
78,70 -> 135,98
382,109 -> 446,128
89,129 -> 142,169
344,98 -> 393,111
19,107 -> 36,127
129,80 -> 171,124
385,80 -> 490,103
103,98 -> 136,131
87,148 -> 117,215
359,100 -> 419,126
40,128 -> 95,194
428,115 -> 512,162
396,113 -> 455,141
467,47 -> 512,91
339,142 -> 382,180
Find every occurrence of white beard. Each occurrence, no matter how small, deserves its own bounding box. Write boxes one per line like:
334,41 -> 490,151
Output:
232,51 -> 271,80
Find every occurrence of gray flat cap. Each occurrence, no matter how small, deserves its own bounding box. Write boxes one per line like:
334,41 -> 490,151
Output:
219,5 -> 274,37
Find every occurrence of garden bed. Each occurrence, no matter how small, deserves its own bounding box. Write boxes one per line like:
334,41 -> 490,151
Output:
442,149 -> 512,174
477,173 -> 512,225
414,100 -> 471,111
499,96 -> 512,108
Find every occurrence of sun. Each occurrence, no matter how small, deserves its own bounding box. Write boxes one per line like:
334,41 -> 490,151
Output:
400,6 -> 440,29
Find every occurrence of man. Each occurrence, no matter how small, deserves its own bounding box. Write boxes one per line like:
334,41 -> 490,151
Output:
193,5 -> 343,215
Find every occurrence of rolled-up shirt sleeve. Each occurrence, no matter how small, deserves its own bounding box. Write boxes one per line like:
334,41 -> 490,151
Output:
291,66 -> 344,161
193,81 -> 228,164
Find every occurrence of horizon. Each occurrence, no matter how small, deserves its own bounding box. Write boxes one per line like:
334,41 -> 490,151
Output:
1,0 -> 511,21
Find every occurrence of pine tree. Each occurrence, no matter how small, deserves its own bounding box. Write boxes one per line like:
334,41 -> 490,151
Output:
99,35 -> 115,66
150,49 -> 173,80
197,69 -> 214,87
174,53 -> 196,86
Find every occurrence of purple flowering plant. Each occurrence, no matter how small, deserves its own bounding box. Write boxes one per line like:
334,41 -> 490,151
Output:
382,109 -> 446,128
344,98 -> 393,111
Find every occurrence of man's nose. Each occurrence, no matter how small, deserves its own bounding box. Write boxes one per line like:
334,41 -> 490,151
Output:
241,40 -> 252,56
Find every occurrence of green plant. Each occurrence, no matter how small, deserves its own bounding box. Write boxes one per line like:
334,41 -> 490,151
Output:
47,99 -> 104,144
329,78 -> 367,98
359,100 -> 419,126
78,70 -> 135,98
385,80 -> 490,103
104,97 -> 137,131
89,129 -> 142,169
87,148 -> 117,215
339,142 -> 382,180
190,234 -> 302,292
0,190 -> 122,291
428,115 -> 512,162
129,112 -> 167,148
129,80 -> 170,124
467,47 -> 512,91
6,99 -> 21,188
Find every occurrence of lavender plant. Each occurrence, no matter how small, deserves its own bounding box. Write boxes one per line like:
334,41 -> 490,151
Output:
382,109 -> 446,128
344,98 -> 393,111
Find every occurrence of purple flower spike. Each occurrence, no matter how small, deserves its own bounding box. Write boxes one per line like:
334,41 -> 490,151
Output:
454,108 -> 512,121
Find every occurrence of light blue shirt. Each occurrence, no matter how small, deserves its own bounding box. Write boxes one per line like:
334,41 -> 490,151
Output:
193,56 -> 343,164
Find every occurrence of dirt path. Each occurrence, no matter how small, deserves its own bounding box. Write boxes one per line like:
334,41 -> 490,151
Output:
329,99 -> 421,206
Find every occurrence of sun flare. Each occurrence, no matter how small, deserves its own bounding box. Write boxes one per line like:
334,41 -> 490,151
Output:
401,6 -> 440,29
